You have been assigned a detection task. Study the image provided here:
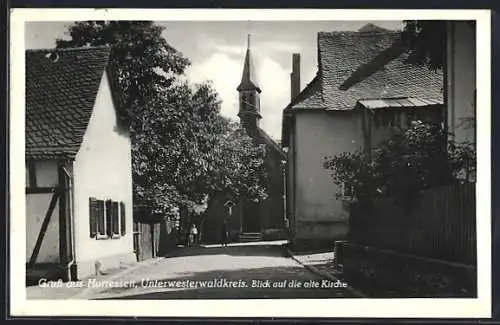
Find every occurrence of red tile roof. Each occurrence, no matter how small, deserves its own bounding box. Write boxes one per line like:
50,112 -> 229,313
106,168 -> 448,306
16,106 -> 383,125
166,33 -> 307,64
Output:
292,30 -> 443,110
26,46 -> 112,159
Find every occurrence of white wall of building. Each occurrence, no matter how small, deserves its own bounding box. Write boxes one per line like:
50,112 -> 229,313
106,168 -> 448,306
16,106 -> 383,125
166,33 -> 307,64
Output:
447,21 -> 476,144
73,71 -> 135,278
293,110 -> 363,240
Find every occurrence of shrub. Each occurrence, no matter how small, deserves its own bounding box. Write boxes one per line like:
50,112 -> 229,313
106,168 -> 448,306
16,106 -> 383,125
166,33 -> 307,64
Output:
324,121 -> 476,204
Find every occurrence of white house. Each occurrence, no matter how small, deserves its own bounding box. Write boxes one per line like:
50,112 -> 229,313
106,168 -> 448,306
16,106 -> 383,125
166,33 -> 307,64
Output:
26,46 -> 136,282
281,25 -> 444,249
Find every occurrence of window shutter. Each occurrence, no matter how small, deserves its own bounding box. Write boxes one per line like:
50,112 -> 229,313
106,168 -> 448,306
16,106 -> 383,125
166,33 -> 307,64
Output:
112,201 -> 119,235
120,202 -> 126,236
97,200 -> 106,236
89,197 -> 98,238
105,200 -> 113,237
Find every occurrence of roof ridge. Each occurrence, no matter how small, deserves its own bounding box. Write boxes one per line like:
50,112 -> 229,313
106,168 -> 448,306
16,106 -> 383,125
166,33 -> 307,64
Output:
26,45 -> 111,53
318,30 -> 400,36
257,127 -> 285,157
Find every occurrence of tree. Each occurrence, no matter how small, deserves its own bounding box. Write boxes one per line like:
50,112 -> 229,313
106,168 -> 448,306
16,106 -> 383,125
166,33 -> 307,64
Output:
401,20 -> 447,71
58,21 -> 269,224
133,82 -> 268,222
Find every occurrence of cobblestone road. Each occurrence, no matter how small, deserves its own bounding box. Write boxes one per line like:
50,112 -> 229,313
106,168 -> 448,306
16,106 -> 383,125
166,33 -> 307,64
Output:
90,243 -> 358,299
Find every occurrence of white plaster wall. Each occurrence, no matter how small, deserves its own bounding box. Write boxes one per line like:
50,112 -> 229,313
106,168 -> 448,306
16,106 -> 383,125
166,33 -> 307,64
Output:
286,131 -> 296,230
26,190 -> 59,263
294,110 -> 363,239
35,161 -> 59,187
447,21 -> 476,144
73,71 -> 135,277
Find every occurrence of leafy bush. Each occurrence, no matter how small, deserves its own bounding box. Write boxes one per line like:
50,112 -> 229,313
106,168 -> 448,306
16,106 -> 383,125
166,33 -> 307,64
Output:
324,121 -> 476,204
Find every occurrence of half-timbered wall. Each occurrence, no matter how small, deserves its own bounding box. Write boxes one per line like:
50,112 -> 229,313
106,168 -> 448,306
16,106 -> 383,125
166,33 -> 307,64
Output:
26,160 -> 60,263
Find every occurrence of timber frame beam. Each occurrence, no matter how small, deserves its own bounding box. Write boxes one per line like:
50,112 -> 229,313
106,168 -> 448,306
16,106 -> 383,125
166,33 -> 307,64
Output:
26,159 -> 72,273
26,187 -> 57,194
28,191 -> 59,268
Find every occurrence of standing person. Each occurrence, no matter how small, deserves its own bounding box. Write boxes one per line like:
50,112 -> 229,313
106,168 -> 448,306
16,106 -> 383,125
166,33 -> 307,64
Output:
189,224 -> 198,247
221,219 -> 229,248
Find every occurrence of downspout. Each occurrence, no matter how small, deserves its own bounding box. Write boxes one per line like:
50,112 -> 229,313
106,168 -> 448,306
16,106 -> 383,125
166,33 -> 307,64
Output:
291,113 -> 297,239
282,159 -> 287,227
62,164 -> 76,281
445,21 -> 454,142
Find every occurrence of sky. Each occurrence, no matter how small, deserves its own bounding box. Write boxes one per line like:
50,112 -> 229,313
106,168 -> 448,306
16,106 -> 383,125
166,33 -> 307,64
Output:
25,20 -> 403,140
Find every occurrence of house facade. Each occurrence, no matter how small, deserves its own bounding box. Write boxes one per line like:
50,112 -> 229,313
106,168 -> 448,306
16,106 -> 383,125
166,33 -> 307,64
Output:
26,46 -> 136,282
282,26 -> 444,249
446,21 -> 476,145
201,36 -> 286,243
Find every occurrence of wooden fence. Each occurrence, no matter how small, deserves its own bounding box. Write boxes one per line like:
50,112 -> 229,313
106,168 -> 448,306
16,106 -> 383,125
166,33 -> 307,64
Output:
349,182 -> 476,265
133,219 -> 179,262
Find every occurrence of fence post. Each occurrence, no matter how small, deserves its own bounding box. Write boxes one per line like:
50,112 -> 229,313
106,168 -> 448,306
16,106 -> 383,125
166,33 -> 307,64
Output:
334,240 -> 347,269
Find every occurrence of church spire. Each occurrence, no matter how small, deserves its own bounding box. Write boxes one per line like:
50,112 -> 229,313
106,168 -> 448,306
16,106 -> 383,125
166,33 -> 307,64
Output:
237,34 -> 261,134
237,34 -> 261,92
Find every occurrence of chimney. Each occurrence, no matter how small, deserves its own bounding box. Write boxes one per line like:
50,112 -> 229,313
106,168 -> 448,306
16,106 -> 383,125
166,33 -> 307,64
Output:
290,53 -> 301,101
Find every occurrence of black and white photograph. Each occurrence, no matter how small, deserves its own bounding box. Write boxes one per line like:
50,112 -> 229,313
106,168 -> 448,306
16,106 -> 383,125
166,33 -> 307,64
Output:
9,9 -> 491,318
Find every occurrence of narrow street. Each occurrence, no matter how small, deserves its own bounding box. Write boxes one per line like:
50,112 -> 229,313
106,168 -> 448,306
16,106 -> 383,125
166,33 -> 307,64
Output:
89,242 -> 358,299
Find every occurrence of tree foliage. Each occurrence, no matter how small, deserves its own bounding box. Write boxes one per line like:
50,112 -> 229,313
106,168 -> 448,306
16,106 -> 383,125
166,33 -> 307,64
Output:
133,81 -> 268,221
57,21 -> 191,125
324,121 -> 476,205
402,20 -> 447,71
58,21 -> 269,223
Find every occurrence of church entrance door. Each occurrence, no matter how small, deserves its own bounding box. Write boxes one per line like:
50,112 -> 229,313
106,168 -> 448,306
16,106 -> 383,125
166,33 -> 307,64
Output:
242,200 -> 261,233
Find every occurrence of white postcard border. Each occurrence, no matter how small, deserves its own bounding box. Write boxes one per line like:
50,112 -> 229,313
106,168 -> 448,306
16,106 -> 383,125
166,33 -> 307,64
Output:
9,8 -> 492,318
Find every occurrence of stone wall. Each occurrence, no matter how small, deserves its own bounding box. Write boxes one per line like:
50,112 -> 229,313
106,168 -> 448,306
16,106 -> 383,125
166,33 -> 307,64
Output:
342,243 -> 477,298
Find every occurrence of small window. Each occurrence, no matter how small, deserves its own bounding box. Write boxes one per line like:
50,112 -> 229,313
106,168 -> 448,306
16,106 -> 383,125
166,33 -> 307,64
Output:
105,200 -> 113,237
89,198 -> 98,238
120,202 -> 126,236
340,182 -> 355,199
88,198 -> 106,238
97,200 -> 106,238
248,93 -> 255,107
89,197 -> 124,239
111,201 -> 120,237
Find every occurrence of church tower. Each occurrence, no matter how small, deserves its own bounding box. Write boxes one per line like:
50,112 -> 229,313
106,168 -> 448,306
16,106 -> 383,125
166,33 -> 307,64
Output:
237,35 -> 262,135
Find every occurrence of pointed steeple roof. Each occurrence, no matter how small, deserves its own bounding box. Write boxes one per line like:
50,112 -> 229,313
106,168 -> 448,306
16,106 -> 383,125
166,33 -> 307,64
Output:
237,35 -> 261,92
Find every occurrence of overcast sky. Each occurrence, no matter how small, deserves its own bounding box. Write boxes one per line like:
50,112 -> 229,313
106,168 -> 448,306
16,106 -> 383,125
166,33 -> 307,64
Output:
25,20 -> 403,139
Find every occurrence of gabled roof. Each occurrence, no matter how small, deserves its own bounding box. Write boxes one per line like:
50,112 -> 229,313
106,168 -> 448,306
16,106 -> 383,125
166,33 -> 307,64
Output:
26,46 -> 117,159
291,28 -> 443,111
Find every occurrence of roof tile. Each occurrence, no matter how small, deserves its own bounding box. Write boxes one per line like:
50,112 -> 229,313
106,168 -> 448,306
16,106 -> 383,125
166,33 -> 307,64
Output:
25,46 -> 111,159
292,30 -> 443,110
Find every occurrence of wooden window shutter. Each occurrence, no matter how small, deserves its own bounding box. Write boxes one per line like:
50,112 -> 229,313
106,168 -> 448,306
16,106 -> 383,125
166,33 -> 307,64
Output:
89,197 -> 98,238
112,201 -> 119,235
105,200 -> 113,237
97,200 -> 106,236
120,202 -> 126,236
